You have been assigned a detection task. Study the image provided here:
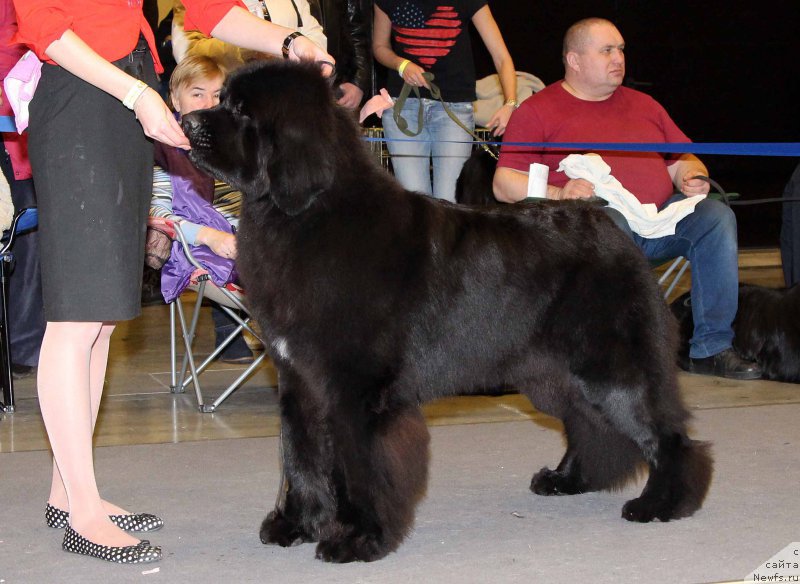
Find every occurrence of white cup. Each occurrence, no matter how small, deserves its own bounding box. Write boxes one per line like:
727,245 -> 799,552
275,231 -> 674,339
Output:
526,162 -> 549,199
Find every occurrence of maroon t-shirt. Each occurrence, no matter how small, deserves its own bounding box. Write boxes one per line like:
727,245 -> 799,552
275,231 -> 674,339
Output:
498,82 -> 692,207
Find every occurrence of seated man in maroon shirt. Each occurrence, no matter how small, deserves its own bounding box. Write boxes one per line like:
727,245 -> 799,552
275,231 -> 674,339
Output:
493,17 -> 760,380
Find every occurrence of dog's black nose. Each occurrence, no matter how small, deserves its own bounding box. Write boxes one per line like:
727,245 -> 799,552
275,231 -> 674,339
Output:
181,113 -> 202,135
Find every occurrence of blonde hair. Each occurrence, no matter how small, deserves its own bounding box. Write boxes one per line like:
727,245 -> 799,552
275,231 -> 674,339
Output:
168,55 -> 227,111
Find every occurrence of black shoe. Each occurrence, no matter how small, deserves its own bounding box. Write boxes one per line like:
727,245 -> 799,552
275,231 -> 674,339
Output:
62,526 -> 161,564
11,363 -> 36,379
46,504 -> 164,532
689,348 -> 762,380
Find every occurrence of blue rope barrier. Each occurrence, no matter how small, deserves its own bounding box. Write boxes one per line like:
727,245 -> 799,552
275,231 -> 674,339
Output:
362,135 -> 800,157
3,114 -> 797,157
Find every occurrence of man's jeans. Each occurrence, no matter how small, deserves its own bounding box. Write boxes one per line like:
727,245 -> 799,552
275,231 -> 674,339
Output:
381,98 -> 474,203
605,194 -> 738,359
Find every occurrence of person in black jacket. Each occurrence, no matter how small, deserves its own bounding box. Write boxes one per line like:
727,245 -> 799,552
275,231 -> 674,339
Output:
781,163 -> 800,287
309,0 -> 373,109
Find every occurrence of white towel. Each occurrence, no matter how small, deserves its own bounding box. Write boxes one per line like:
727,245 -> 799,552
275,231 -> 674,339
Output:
556,153 -> 705,239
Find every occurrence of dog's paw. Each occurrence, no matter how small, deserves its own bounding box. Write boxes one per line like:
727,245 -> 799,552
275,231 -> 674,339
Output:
260,510 -> 313,547
315,532 -> 390,563
530,467 -> 588,496
621,496 -> 674,523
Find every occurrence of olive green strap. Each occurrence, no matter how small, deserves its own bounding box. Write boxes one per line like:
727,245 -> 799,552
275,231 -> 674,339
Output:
392,72 -> 498,160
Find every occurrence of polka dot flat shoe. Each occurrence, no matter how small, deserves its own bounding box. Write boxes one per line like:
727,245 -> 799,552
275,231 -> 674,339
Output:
62,526 -> 161,564
46,503 -> 164,532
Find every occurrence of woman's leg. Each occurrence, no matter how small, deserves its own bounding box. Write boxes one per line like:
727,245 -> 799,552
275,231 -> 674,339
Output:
38,321 -> 139,546
381,97 -> 433,196
430,101 -> 474,202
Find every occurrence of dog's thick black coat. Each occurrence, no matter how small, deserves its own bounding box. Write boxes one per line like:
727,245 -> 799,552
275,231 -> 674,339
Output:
182,61 -> 713,563
672,284 -> 800,382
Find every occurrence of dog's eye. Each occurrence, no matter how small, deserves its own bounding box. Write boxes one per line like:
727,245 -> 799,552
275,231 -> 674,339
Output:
230,101 -> 243,117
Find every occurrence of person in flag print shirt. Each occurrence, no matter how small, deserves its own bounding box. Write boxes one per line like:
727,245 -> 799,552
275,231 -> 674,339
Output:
373,0 -> 515,202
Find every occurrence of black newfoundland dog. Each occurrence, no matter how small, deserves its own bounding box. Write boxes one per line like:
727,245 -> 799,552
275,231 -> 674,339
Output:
672,284 -> 800,382
182,61 -> 713,563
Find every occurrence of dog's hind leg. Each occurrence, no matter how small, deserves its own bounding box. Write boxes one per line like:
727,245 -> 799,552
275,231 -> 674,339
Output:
530,406 -> 644,496
530,412 -> 595,496
260,367 -> 336,547
315,399 -> 430,563
621,431 -> 713,522
592,385 -> 713,522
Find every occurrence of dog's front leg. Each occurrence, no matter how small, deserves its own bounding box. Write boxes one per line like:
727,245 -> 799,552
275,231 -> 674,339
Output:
260,366 -> 336,547
314,397 -> 430,563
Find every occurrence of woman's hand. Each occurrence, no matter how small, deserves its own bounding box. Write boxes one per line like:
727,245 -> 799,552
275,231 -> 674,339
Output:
289,35 -> 336,76
133,89 -> 190,149
486,104 -> 514,136
400,61 -> 429,89
196,227 -> 237,259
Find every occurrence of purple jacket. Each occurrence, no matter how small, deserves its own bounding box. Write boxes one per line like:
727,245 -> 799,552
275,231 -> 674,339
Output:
155,141 -> 237,303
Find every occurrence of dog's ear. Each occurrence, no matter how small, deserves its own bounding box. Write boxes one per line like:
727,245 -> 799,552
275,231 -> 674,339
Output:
266,118 -> 335,216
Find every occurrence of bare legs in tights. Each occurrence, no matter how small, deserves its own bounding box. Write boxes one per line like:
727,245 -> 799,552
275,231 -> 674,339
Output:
37,321 -> 140,547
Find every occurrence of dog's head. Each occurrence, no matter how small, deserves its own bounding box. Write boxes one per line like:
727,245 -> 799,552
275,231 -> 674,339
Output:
182,60 -> 338,215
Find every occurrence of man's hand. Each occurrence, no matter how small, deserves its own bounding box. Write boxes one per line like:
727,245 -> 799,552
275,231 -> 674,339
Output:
336,82 -> 364,110
680,171 -> 711,197
555,178 -> 595,200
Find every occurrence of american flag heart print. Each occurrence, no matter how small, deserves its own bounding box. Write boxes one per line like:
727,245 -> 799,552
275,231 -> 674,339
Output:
392,3 -> 462,68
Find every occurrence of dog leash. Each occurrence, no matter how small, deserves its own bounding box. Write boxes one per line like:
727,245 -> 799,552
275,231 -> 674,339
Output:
393,72 -> 499,161
692,175 -> 800,206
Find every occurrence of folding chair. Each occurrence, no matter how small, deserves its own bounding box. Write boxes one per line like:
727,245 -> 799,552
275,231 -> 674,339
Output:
1,207 -> 38,413
654,256 -> 690,300
153,217 -> 269,413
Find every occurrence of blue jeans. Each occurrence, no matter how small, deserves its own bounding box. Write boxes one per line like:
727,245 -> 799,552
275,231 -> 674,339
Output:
382,98 -> 474,203
605,194 -> 739,359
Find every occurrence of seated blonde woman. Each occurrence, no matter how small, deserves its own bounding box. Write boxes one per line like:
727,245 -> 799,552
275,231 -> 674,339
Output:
150,55 -> 254,363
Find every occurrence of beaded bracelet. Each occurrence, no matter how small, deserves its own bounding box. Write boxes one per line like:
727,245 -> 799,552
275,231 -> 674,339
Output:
282,31 -> 304,59
397,59 -> 411,78
122,80 -> 149,110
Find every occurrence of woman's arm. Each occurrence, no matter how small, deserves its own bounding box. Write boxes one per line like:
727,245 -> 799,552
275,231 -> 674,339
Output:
210,5 -> 332,67
372,5 -> 428,88
472,5 -> 516,135
44,30 -> 189,147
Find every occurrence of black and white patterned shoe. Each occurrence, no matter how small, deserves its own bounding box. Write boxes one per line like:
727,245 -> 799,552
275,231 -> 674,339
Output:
46,504 -> 164,532
62,526 -> 162,564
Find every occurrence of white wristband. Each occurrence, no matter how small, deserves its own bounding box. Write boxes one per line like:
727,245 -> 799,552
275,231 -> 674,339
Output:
122,80 -> 149,110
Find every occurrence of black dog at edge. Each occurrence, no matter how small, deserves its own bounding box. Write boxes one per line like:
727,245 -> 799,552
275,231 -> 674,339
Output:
672,284 -> 800,382
182,61 -> 713,563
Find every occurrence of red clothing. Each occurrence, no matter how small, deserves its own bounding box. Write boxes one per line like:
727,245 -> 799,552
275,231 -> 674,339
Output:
11,0 -> 245,75
499,82 -> 691,207
1,0 -> 31,179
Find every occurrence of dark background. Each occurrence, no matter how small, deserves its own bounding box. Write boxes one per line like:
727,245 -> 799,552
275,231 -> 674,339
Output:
468,0 -> 799,248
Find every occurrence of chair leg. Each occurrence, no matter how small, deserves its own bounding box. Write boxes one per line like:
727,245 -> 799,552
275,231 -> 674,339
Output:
658,256 -> 689,300
663,259 -> 690,300
169,301 -> 179,393
174,282 -> 209,410
0,261 -> 15,413
171,280 -> 274,412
